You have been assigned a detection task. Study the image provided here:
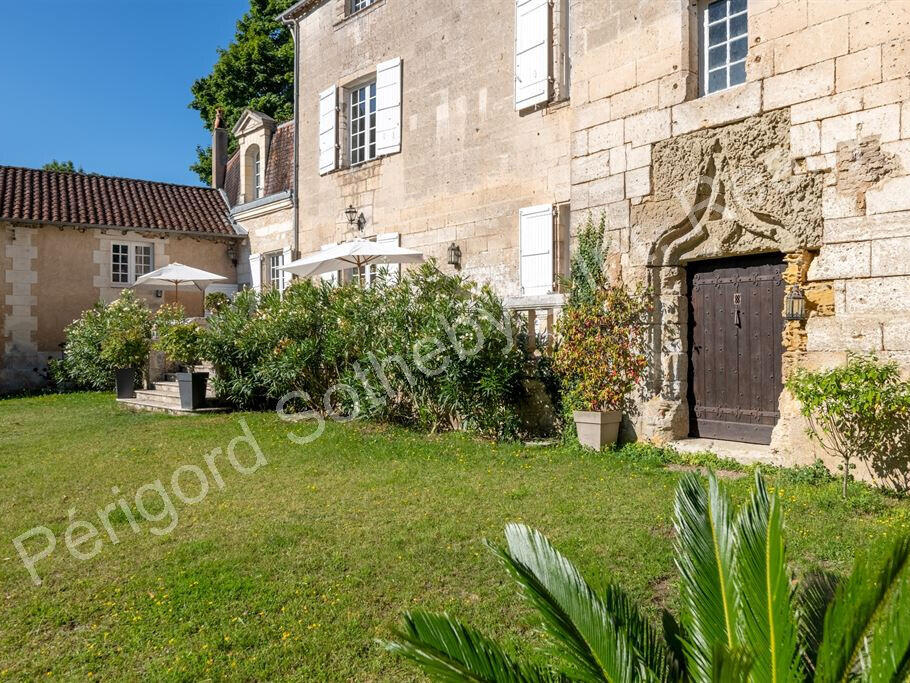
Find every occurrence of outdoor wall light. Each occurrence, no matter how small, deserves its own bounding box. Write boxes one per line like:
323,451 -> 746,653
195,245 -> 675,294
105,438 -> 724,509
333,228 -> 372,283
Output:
447,242 -> 462,269
785,284 -> 806,322
226,245 -> 237,266
345,204 -> 366,232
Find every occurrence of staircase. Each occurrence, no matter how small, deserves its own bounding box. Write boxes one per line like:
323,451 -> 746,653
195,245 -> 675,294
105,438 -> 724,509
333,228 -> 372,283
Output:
118,364 -> 227,415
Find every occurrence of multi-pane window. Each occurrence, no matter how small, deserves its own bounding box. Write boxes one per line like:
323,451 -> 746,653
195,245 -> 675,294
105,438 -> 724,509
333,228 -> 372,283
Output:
351,0 -> 376,13
253,150 -> 262,200
268,251 -> 285,290
703,0 -> 747,95
350,81 -> 377,166
111,242 -> 153,285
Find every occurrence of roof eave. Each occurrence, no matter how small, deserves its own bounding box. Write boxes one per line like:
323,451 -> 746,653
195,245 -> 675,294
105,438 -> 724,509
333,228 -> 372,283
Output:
279,0 -> 325,23
0,217 -> 246,239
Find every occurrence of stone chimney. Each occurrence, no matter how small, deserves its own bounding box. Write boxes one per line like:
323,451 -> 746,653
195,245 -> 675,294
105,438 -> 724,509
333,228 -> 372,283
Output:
212,108 -> 228,190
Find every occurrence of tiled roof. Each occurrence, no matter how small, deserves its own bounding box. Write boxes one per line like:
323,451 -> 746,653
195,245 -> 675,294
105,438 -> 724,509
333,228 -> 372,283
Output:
0,165 -> 239,236
264,122 -> 294,197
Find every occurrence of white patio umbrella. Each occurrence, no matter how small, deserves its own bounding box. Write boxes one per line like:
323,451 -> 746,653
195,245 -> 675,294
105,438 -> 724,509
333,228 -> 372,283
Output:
132,263 -> 228,303
280,239 -> 424,279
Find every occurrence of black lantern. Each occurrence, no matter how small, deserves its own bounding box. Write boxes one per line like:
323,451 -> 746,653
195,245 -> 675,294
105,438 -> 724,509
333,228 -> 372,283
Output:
345,204 -> 359,225
447,242 -> 462,269
785,284 -> 806,322
226,244 -> 237,266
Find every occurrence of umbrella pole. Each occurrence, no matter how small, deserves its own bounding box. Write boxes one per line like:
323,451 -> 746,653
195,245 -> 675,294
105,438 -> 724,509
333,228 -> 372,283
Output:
174,281 -> 179,305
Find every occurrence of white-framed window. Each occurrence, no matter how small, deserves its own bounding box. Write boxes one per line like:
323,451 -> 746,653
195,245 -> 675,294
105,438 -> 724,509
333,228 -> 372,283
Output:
267,251 -> 285,290
253,150 -> 262,200
701,0 -> 747,96
350,81 -> 377,166
111,242 -> 154,285
351,0 -> 376,13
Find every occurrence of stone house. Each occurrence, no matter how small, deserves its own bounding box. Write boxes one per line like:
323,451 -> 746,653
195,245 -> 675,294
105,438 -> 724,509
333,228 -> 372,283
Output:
266,0 -> 910,471
0,166 -> 242,392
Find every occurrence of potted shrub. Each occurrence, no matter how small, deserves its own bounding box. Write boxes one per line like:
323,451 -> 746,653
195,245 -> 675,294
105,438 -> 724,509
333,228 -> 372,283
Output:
204,291 -> 230,317
554,286 -> 651,450
154,304 -> 207,410
99,292 -> 152,399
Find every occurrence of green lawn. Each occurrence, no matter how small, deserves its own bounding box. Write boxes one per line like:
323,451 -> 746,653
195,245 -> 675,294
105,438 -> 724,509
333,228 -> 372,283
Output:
1,393 -> 908,680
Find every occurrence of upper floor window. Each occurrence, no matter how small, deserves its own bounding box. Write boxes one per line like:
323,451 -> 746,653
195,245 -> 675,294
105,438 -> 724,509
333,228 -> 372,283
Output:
111,242 -> 154,285
351,0 -> 376,13
350,81 -> 377,166
702,0 -> 747,96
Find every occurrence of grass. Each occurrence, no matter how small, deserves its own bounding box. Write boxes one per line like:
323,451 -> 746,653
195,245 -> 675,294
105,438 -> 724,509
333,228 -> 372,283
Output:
0,393 -> 908,680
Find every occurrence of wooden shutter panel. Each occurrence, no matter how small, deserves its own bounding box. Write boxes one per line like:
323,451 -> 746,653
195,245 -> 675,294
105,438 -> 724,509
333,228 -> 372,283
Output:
249,253 -> 262,292
519,205 -> 554,296
281,246 -> 293,291
376,58 -> 402,156
376,233 -> 401,281
515,0 -> 551,110
319,243 -> 338,285
318,86 -> 338,175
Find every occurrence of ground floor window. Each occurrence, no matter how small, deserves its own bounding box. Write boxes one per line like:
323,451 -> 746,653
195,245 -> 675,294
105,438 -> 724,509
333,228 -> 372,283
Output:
266,251 -> 285,290
111,242 -> 154,285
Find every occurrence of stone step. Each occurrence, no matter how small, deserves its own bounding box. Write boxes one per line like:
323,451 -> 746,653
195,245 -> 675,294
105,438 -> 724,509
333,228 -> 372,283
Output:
149,381 -> 180,395
117,398 -> 228,416
133,390 -> 183,409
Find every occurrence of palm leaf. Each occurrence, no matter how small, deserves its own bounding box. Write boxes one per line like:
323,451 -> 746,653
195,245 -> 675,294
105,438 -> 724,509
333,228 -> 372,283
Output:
602,582 -> 670,680
710,645 -> 754,683
862,548 -> 910,683
734,470 -> 802,683
383,610 -> 564,683
673,472 -> 738,680
814,535 -> 910,683
795,570 -> 840,675
661,610 -> 689,682
489,523 -> 649,682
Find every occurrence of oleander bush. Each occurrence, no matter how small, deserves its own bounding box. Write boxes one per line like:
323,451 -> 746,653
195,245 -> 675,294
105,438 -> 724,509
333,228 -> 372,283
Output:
52,291 -> 152,390
200,262 -> 538,439
153,304 -> 204,371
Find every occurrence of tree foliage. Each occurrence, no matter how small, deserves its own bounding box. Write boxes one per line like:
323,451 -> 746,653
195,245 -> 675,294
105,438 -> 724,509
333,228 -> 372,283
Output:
189,0 -> 295,183
42,160 -> 86,174
386,470 -> 910,682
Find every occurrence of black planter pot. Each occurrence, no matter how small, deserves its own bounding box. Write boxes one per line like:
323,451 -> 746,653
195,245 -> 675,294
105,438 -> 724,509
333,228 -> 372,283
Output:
176,372 -> 209,411
115,368 -> 137,399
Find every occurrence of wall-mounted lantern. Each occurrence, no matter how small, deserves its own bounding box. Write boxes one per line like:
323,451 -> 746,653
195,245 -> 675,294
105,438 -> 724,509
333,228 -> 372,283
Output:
345,204 -> 366,232
226,245 -> 237,266
447,242 -> 462,269
785,284 -> 806,322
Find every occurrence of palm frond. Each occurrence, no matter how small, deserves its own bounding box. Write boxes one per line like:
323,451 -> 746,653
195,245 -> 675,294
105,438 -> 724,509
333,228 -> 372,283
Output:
734,470 -> 802,683
795,570 -> 840,675
383,610 -> 565,683
661,610 -> 689,682
710,645 -> 754,683
862,547 -> 910,683
673,472 -> 738,680
814,535 -> 910,683
602,582 -> 670,680
489,523 -> 645,682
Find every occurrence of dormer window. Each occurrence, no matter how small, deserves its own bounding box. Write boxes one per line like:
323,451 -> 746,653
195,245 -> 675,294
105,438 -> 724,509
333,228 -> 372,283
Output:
351,0 -> 376,13
244,144 -> 262,203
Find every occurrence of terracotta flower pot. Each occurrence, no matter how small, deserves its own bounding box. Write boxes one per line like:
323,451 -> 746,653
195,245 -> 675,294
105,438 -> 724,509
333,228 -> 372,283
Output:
573,410 -> 622,451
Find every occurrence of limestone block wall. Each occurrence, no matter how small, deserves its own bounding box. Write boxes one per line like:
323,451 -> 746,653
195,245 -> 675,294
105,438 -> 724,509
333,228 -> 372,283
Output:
1,225 -> 238,393
565,0 -> 910,473
294,0 -> 571,296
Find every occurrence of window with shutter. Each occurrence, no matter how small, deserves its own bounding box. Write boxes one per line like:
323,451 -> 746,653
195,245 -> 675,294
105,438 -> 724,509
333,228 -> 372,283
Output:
375,58 -> 402,156
281,246 -> 293,291
375,233 -> 401,281
519,205 -> 554,296
249,253 -> 262,292
319,86 -> 338,174
515,0 -> 551,110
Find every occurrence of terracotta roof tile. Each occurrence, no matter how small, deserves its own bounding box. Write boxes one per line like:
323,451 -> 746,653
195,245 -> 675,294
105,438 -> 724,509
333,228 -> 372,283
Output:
265,122 -> 294,197
0,165 -> 238,236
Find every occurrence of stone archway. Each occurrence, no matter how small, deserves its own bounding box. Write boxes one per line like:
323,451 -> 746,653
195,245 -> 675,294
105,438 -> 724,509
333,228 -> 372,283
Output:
626,111 -> 824,442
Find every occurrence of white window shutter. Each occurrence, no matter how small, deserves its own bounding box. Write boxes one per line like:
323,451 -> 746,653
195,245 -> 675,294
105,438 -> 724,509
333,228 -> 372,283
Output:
318,86 -> 338,175
249,253 -> 262,292
281,246 -> 293,291
515,0 -> 551,110
519,205 -> 554,295
376,232 -> 401,281
375,58 -> 402,156
319,243 -> 339,285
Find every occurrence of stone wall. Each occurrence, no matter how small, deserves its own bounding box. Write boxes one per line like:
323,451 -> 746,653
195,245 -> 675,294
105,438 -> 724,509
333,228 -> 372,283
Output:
1,224 -> 238,393
566,0 -> 910,474
293,0 -> 571,296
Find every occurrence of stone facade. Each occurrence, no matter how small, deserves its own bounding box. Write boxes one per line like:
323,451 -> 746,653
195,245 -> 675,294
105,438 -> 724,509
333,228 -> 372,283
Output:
278,0 -> 910,475
0,222 -> 238,392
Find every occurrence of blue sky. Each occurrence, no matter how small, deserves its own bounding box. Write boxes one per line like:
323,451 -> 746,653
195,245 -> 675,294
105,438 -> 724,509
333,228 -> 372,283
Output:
0,0 -> 249,186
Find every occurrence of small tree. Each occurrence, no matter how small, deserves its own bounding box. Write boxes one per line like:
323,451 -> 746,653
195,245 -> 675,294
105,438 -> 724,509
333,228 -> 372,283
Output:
786,354 -> 909,497
99,292 -> 153,376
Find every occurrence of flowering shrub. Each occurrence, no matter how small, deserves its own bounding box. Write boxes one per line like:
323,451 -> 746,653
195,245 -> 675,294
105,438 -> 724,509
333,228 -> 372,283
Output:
554,286 -> 651,413
153,304 -> 203,370
52,291 -> 152,390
